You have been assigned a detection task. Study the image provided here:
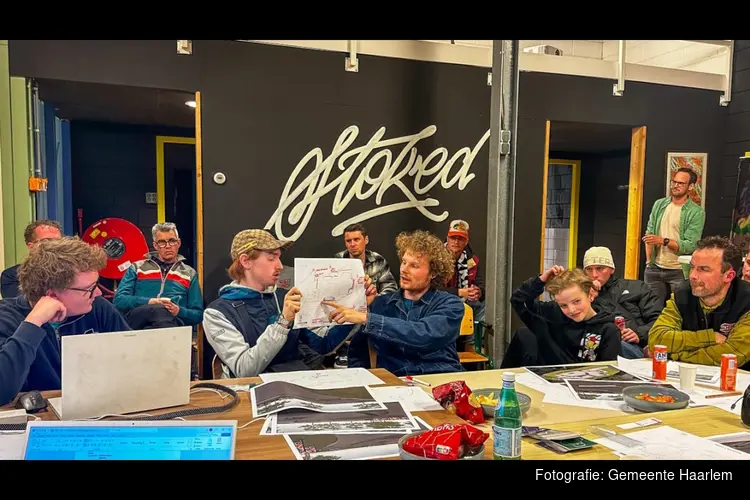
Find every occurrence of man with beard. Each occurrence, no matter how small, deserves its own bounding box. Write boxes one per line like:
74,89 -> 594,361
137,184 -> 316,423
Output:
642,167 -> 705,307
648,236 -> 750,369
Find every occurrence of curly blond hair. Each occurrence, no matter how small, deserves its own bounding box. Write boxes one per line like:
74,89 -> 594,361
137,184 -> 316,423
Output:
545,268 -> 594,298
19,236 -> 107,302
395,230 -> 455,285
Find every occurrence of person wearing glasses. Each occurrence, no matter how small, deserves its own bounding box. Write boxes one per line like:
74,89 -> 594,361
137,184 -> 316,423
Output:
0,237 -> 131,405
642,167 -> 706,308
113,222 -> 204,329
1,219 -> 62,299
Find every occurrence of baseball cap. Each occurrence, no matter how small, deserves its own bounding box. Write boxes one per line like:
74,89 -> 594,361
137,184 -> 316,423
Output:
448,219 -> 470,239
230,229 -> 292,260
583,246 -> 615,269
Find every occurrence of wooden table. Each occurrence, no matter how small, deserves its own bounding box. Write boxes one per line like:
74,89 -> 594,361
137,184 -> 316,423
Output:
414,367 -> 629,427
5,369 -> 468,460
6,365 -> 748,460
519,405 -> 749,460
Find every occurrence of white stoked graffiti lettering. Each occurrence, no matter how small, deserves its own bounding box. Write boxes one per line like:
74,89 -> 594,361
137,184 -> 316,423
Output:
264,125 -> 490,241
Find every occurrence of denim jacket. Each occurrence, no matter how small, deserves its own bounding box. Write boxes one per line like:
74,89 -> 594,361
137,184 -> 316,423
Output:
348,288 -> 464,376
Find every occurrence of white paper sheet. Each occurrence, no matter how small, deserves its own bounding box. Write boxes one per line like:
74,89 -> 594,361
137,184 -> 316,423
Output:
596,425 -> 750,460
0,432 -> 26,460
369,386 -> 444,412
258,367 -> 385,389
293,258 -> 367,328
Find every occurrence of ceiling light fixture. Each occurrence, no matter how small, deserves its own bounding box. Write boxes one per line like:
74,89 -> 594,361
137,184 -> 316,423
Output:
185,100 -> 197,108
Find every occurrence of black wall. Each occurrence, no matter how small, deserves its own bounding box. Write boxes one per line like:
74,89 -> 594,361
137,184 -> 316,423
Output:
9,40 -> 733,336
9,40 -> 491,306
69,120 -> 194,245
724,40 -> 750,245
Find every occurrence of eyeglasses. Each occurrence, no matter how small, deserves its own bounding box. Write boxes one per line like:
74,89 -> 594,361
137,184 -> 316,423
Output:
155,238 -> 179,248
66,281 -> 99,298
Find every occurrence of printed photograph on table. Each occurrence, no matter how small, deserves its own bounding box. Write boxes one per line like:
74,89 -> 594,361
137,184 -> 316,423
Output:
565,379 -> 678,402
263,401 -> 420,435
250,381 -> 385,417
525,364 -> 645,384
708,432 -> 750,454
284,417 -> 432,460
666,152 -> 707,208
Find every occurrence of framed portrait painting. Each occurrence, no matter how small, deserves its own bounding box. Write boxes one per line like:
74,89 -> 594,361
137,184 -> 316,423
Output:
666,152 -> 708,208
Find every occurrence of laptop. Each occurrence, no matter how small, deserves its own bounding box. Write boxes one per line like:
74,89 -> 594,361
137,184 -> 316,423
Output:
48,326 -> 193,420
23,420 -> 237,460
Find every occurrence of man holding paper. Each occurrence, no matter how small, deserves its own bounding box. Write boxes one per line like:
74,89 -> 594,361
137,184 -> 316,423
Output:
323,229 -> 465,376
203,229 -> 376,378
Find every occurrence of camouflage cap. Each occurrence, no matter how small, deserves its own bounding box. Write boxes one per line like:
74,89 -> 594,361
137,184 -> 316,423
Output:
230,229 -> 292,260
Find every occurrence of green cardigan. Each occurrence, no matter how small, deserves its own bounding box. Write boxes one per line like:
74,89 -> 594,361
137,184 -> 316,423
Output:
645,197 -> 705,277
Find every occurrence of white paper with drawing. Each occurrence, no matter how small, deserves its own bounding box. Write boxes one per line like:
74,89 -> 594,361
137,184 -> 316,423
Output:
294,258 -> 367,328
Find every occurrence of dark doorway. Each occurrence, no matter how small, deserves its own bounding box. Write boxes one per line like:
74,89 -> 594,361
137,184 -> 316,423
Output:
544,121 -> 636,273
164,142 -> 197,269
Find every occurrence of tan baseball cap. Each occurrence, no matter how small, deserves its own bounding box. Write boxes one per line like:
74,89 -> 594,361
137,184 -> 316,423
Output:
230,229 -> 292,260
583,246 -> 615,269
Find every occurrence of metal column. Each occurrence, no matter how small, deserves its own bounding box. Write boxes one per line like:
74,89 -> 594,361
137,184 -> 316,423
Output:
485,40 -> 519,368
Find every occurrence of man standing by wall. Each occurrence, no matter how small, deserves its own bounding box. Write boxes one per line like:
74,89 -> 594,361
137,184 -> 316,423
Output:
643,167 -> 705,307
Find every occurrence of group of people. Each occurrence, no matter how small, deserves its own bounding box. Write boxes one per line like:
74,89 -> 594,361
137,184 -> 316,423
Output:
1,164 -> 748,408
502,167 -> 749,372
0,217 -> 484,405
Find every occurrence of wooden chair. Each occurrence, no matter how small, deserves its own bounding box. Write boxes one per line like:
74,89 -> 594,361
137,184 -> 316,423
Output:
458,303 -> 489,369
211,354 -> 223,380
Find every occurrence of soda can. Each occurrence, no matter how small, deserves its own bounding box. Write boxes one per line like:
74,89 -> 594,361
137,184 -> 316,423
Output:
652,345 -> 668,380
614,316 -> 626,331
720,353 -> 737,391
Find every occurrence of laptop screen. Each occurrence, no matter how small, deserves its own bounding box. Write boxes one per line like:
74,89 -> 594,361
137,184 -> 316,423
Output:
24,422 -> 236,460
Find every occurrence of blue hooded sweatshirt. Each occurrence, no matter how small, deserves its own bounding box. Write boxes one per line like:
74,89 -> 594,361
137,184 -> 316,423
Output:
203,283 -> 355,377
0,296 -> 131,405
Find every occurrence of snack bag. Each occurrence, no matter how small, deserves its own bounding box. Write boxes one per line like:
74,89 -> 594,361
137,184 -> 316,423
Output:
431,381 -> 484,424
402,423 -> 489,460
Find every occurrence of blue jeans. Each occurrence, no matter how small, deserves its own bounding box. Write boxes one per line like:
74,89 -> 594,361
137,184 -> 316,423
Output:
621,341 -> 645,359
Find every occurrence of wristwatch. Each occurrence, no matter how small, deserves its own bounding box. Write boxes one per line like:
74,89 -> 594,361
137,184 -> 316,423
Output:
663,238 -> 670,247
277,316 -> 292,329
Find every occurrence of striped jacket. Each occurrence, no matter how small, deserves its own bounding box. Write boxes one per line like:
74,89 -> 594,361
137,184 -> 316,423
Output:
113,253 -> 204,326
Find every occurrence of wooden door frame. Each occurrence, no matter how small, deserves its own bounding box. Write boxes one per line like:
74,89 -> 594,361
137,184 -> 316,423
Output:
541,121 -> 647,279
624,126 -> 647,279
153,91 -> 205,378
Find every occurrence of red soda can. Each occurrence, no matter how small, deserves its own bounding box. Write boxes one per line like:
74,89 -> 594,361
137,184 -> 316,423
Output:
720,354 -> 737,391
652,345 -> 668,380
614,316 -> 626,331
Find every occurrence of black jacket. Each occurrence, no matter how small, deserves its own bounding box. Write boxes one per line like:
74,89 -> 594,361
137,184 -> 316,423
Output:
594,276 -> 662,347
511,276 -> 622,364
0,264 -> 20,299
674,276 -> 750,336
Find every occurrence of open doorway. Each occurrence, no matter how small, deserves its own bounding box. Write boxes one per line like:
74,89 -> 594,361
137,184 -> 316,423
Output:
540,120 -> 647,279
35,79 -> 199,271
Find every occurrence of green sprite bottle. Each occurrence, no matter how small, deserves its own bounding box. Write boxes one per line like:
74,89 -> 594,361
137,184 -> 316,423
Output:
493,372 -> 522,460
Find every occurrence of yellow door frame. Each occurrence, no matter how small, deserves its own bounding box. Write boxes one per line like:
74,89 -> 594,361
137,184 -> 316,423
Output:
624,126 -> 647,279
155,135 -> 196,223
154,102 -> 204,377
540,156 -> 581,270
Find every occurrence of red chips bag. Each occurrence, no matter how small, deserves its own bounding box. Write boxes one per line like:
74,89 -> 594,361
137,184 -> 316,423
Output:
431,381 -> 484,424
402,423 -> 489,460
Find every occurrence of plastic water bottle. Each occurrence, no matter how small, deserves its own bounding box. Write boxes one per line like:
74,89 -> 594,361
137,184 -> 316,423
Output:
493,372 -> 522,460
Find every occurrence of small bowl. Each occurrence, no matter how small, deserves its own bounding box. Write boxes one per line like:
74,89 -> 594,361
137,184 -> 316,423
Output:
473,388 -> 531,419
622,385 -> 690,412
397,431 -> 485,460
